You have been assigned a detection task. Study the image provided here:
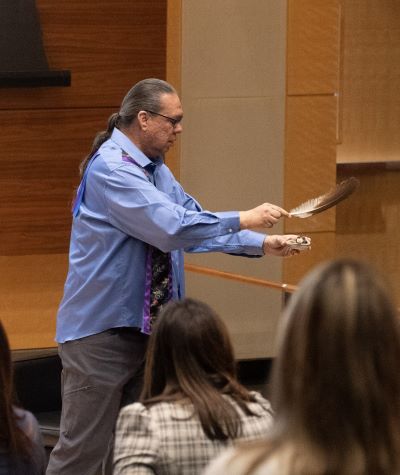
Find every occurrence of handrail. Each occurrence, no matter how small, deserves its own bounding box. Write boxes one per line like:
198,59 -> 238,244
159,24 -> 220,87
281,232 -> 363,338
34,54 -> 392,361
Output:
184,263 -> 297,293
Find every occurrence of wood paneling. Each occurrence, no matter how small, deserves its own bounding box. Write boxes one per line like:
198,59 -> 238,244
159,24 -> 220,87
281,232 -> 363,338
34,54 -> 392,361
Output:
0,1 -> 167,110
0,1 -> 167,349
337,0 -> 400,163
336,165 -> 400,305
287,0 -> 341,95
284,95 -> 337,234
0,1 -> 168,258
284,1 -> 340,285
167,0 -> 182,95
1,254 -> 68,349
335,2 -> 400,303
165,0 -> 182,179
0,108 -> 114,255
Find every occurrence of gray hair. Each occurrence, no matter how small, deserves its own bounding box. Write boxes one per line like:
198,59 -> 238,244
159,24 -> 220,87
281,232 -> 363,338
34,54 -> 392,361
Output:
117,78 -> 176,128
80,78 -> 176,176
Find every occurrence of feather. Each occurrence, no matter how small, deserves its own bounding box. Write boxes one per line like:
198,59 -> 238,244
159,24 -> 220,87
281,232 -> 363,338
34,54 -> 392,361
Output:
289,177 -> 360,218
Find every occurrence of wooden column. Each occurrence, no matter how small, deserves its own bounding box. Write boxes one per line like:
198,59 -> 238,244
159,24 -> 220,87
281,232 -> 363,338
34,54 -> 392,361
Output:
283,0 -> 341,283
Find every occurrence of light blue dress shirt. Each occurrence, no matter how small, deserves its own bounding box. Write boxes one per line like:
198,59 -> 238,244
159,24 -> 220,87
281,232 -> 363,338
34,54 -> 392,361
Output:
56,128 -> 266,342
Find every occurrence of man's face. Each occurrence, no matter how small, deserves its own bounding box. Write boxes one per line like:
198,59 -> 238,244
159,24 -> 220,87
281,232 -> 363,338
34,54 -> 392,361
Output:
143,93 -> 183,158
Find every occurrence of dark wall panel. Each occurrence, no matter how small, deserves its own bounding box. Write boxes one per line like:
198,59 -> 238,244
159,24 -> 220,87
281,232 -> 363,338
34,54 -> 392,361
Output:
0,0 -> 167,256
0,0 -> 167,109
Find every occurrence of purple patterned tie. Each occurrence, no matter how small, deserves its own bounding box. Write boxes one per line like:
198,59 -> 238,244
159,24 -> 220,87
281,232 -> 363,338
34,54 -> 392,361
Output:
121,152 -> 172,334
146,246 -> 172,332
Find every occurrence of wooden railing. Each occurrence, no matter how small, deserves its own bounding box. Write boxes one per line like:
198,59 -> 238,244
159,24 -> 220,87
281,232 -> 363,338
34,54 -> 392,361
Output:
184,264 -> 297,294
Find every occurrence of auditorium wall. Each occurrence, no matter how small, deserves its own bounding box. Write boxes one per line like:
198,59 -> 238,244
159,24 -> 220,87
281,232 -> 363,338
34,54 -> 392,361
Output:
335,0 -> 400,304
3,0 -> 398,351
1,1 -> 167,348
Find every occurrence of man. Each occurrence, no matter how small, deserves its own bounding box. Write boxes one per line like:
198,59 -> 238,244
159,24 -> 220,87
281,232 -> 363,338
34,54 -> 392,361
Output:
47,78 -> 309,474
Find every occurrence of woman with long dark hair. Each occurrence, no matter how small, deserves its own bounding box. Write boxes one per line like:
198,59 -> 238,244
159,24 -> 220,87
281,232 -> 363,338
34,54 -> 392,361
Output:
113,298 -> 273,474
0,320 -> 46,474
205,259 -> 400,475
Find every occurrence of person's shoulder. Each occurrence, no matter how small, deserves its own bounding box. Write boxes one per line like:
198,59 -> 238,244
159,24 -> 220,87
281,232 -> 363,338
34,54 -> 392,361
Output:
96,150 -> 153,186
119,400 -> 186,419
95,144 -> 129,173
118,401 -> 147,418
250,390 -> 272,405
117,401 -> 194,436
146,399 -> 196,421
116,403 -> 153,433
244,391 -> 273,416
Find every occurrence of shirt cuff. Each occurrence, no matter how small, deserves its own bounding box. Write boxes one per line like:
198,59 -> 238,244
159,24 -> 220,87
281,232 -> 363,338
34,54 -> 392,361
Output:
241,231 -> 267,255
215,211 -> 241,234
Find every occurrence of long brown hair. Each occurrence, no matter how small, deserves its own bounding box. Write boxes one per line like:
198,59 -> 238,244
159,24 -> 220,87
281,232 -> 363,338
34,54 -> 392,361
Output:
0,320 -> 34,467
244,259 -> 400,474
140,298 -> 259,440
79,78 -> 176,176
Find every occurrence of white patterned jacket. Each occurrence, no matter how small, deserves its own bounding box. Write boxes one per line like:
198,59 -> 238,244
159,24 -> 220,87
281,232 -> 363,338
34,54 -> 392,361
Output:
113,391 -> 273,475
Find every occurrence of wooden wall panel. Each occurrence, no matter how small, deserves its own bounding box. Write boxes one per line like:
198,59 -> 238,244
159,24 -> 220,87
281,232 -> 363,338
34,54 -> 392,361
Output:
337,0 -> 400,163
0,108 -> 113,255
165,0 -> 182,179
1,254 -> 67,349
284,0 -> 340,285
284,103 -> 337,286
0,0 -> 167,110
0,2 -> 167,349
283,232 -> 336,284
284,95 -> 337,234
287,0 -> 341,95
336,165 -> 400,305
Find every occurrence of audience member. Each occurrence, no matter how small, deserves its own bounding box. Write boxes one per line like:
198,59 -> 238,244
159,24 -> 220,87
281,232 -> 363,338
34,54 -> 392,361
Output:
0,320 -> 46,475
204,259 -> 400,475
113,298 -> 274,474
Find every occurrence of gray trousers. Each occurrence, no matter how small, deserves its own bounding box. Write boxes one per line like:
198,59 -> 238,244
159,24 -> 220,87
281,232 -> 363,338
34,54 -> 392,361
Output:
46,328 -> 148,475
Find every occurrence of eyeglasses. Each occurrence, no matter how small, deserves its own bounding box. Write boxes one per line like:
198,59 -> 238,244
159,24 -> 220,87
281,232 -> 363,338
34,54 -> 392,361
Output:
145,110 -> 183,127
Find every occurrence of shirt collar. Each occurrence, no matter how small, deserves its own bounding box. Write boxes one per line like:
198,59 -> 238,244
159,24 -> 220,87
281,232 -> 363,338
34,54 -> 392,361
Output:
109,127 -> 163,170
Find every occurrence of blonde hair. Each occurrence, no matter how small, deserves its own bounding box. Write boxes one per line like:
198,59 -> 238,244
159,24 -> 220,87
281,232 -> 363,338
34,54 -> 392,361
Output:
242,259 -> 400,475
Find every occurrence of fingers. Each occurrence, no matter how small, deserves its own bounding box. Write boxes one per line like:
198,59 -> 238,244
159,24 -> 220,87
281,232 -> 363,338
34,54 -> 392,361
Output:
265,209 -> 281,227
285,235 -> 312,250
263,204 -> 290,228
270,205 -> 290,218
239,204 -> 290,230
263,235 -> 283,254
263,235 -> 311,256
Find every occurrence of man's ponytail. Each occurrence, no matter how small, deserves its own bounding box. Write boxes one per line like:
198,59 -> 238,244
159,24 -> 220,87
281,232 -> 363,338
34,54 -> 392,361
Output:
79,112 -> 120,177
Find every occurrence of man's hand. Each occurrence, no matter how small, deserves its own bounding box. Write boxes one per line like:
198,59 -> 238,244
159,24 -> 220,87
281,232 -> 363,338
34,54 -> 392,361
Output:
263,235 -> 312,257
239,203 -> 289,230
